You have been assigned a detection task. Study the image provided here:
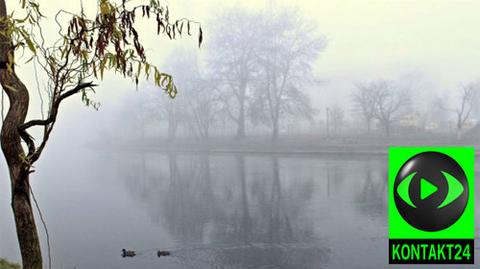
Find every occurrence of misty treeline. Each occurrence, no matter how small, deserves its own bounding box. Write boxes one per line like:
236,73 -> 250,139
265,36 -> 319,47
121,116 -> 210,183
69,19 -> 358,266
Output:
352,79 -> 480,139
116,6 -> 325,142
117,6 -> 480,142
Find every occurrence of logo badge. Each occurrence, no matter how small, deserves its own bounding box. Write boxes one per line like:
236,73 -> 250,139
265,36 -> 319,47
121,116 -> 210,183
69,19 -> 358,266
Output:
389,147 -> 474,264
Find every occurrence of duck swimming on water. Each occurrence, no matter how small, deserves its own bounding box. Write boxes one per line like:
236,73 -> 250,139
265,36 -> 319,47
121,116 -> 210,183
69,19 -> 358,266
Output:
121,249 -> 136,258
157,250 -> 171,257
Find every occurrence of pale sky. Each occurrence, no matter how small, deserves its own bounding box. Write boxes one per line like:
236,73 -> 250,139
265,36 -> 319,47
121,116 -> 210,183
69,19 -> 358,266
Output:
7,0 -> 480,118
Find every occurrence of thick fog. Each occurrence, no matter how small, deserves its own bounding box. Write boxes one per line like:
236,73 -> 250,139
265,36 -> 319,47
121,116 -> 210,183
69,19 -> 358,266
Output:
2,0 -> 480,268
3,0 -> 480,139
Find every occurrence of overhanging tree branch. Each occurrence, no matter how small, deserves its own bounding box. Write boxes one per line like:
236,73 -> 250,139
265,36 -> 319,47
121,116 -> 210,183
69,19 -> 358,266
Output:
20,82 -> 97,130
18,81 -> 97,164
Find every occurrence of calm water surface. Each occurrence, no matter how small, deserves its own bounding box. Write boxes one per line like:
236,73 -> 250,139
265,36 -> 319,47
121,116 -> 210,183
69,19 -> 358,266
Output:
1,146 -> 479,268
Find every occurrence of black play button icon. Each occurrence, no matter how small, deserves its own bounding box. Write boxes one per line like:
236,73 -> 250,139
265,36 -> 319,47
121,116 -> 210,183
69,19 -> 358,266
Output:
394,151 -> 468,231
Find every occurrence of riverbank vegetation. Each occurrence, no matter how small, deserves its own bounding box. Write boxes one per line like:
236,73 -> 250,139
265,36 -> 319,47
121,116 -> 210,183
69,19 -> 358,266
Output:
0,258 -> 20,269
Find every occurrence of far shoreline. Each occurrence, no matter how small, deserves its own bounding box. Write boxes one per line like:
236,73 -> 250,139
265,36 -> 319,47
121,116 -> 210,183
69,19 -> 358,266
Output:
89,134 -> 480,157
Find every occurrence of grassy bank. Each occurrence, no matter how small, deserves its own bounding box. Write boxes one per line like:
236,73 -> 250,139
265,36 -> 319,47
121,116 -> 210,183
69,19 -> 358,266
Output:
0,258 -> 20,269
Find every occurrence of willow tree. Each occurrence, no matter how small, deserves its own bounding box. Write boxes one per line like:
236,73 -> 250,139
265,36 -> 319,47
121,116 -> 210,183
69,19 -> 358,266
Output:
0,0 -> 202,268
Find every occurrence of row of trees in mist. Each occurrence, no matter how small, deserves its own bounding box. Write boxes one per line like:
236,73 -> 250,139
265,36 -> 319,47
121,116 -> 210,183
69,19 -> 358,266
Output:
122,7 -> 480,142
352,80 -> 410,137
352,79 -> 480,138
129,6 -> 325,141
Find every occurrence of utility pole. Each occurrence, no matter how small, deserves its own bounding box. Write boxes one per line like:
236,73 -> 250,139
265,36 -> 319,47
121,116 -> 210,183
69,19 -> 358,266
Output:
326,107 -> 330,138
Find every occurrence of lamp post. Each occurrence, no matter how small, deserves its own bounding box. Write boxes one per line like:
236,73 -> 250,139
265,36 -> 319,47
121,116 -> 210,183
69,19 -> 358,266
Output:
326,107 -> 330,138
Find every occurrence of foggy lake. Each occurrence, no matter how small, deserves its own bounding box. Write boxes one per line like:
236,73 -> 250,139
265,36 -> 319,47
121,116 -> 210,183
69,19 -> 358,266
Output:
2,0 -> 480,268
2,142 -> 478,269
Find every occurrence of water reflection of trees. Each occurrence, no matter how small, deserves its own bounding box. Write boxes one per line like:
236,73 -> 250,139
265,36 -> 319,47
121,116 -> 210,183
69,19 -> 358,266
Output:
118,153 -> 329,269
353,158 -> 388,220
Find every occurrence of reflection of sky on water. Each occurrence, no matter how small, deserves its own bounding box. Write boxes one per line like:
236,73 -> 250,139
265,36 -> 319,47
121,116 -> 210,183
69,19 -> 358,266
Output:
1,149 -> 478,268
119,153 -> 388,269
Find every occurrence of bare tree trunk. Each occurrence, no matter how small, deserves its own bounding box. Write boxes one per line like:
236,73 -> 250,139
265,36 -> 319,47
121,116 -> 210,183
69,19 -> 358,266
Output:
203,124 -> 209,139
456,128 -> 462,140
167,123 -> 176,141
456,115 -> 463,140
272,118 -> 279,142
236,81 -> 247,139
167,110 -> 177,141
0,1 -> 43,268
1,73 -> 43,269
385,122 -> 391,137
236,102 -> 245,139
11,172 -> 43,269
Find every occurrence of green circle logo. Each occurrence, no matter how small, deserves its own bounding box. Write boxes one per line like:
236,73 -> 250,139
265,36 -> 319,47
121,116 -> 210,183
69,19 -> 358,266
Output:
394,151 -> 468,231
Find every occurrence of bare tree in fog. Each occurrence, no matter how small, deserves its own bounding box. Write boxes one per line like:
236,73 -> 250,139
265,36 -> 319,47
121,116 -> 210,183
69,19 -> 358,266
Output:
166,100 -> 188,140
208,7 -> 263,138
160,48 -> 223,139
370,80 -> 410,137
160,49 -> 204,140
329,104 -> 345,135
352,83 -> 377,134
250,10 -> 325,141
125,78 -> 207,141
138,85 -> 188,141
437,81 -> 480,139
185,77 -> 222,139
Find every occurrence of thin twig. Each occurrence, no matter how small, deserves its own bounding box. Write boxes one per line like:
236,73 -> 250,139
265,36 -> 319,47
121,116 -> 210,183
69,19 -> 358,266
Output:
33,59 -> 45,119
